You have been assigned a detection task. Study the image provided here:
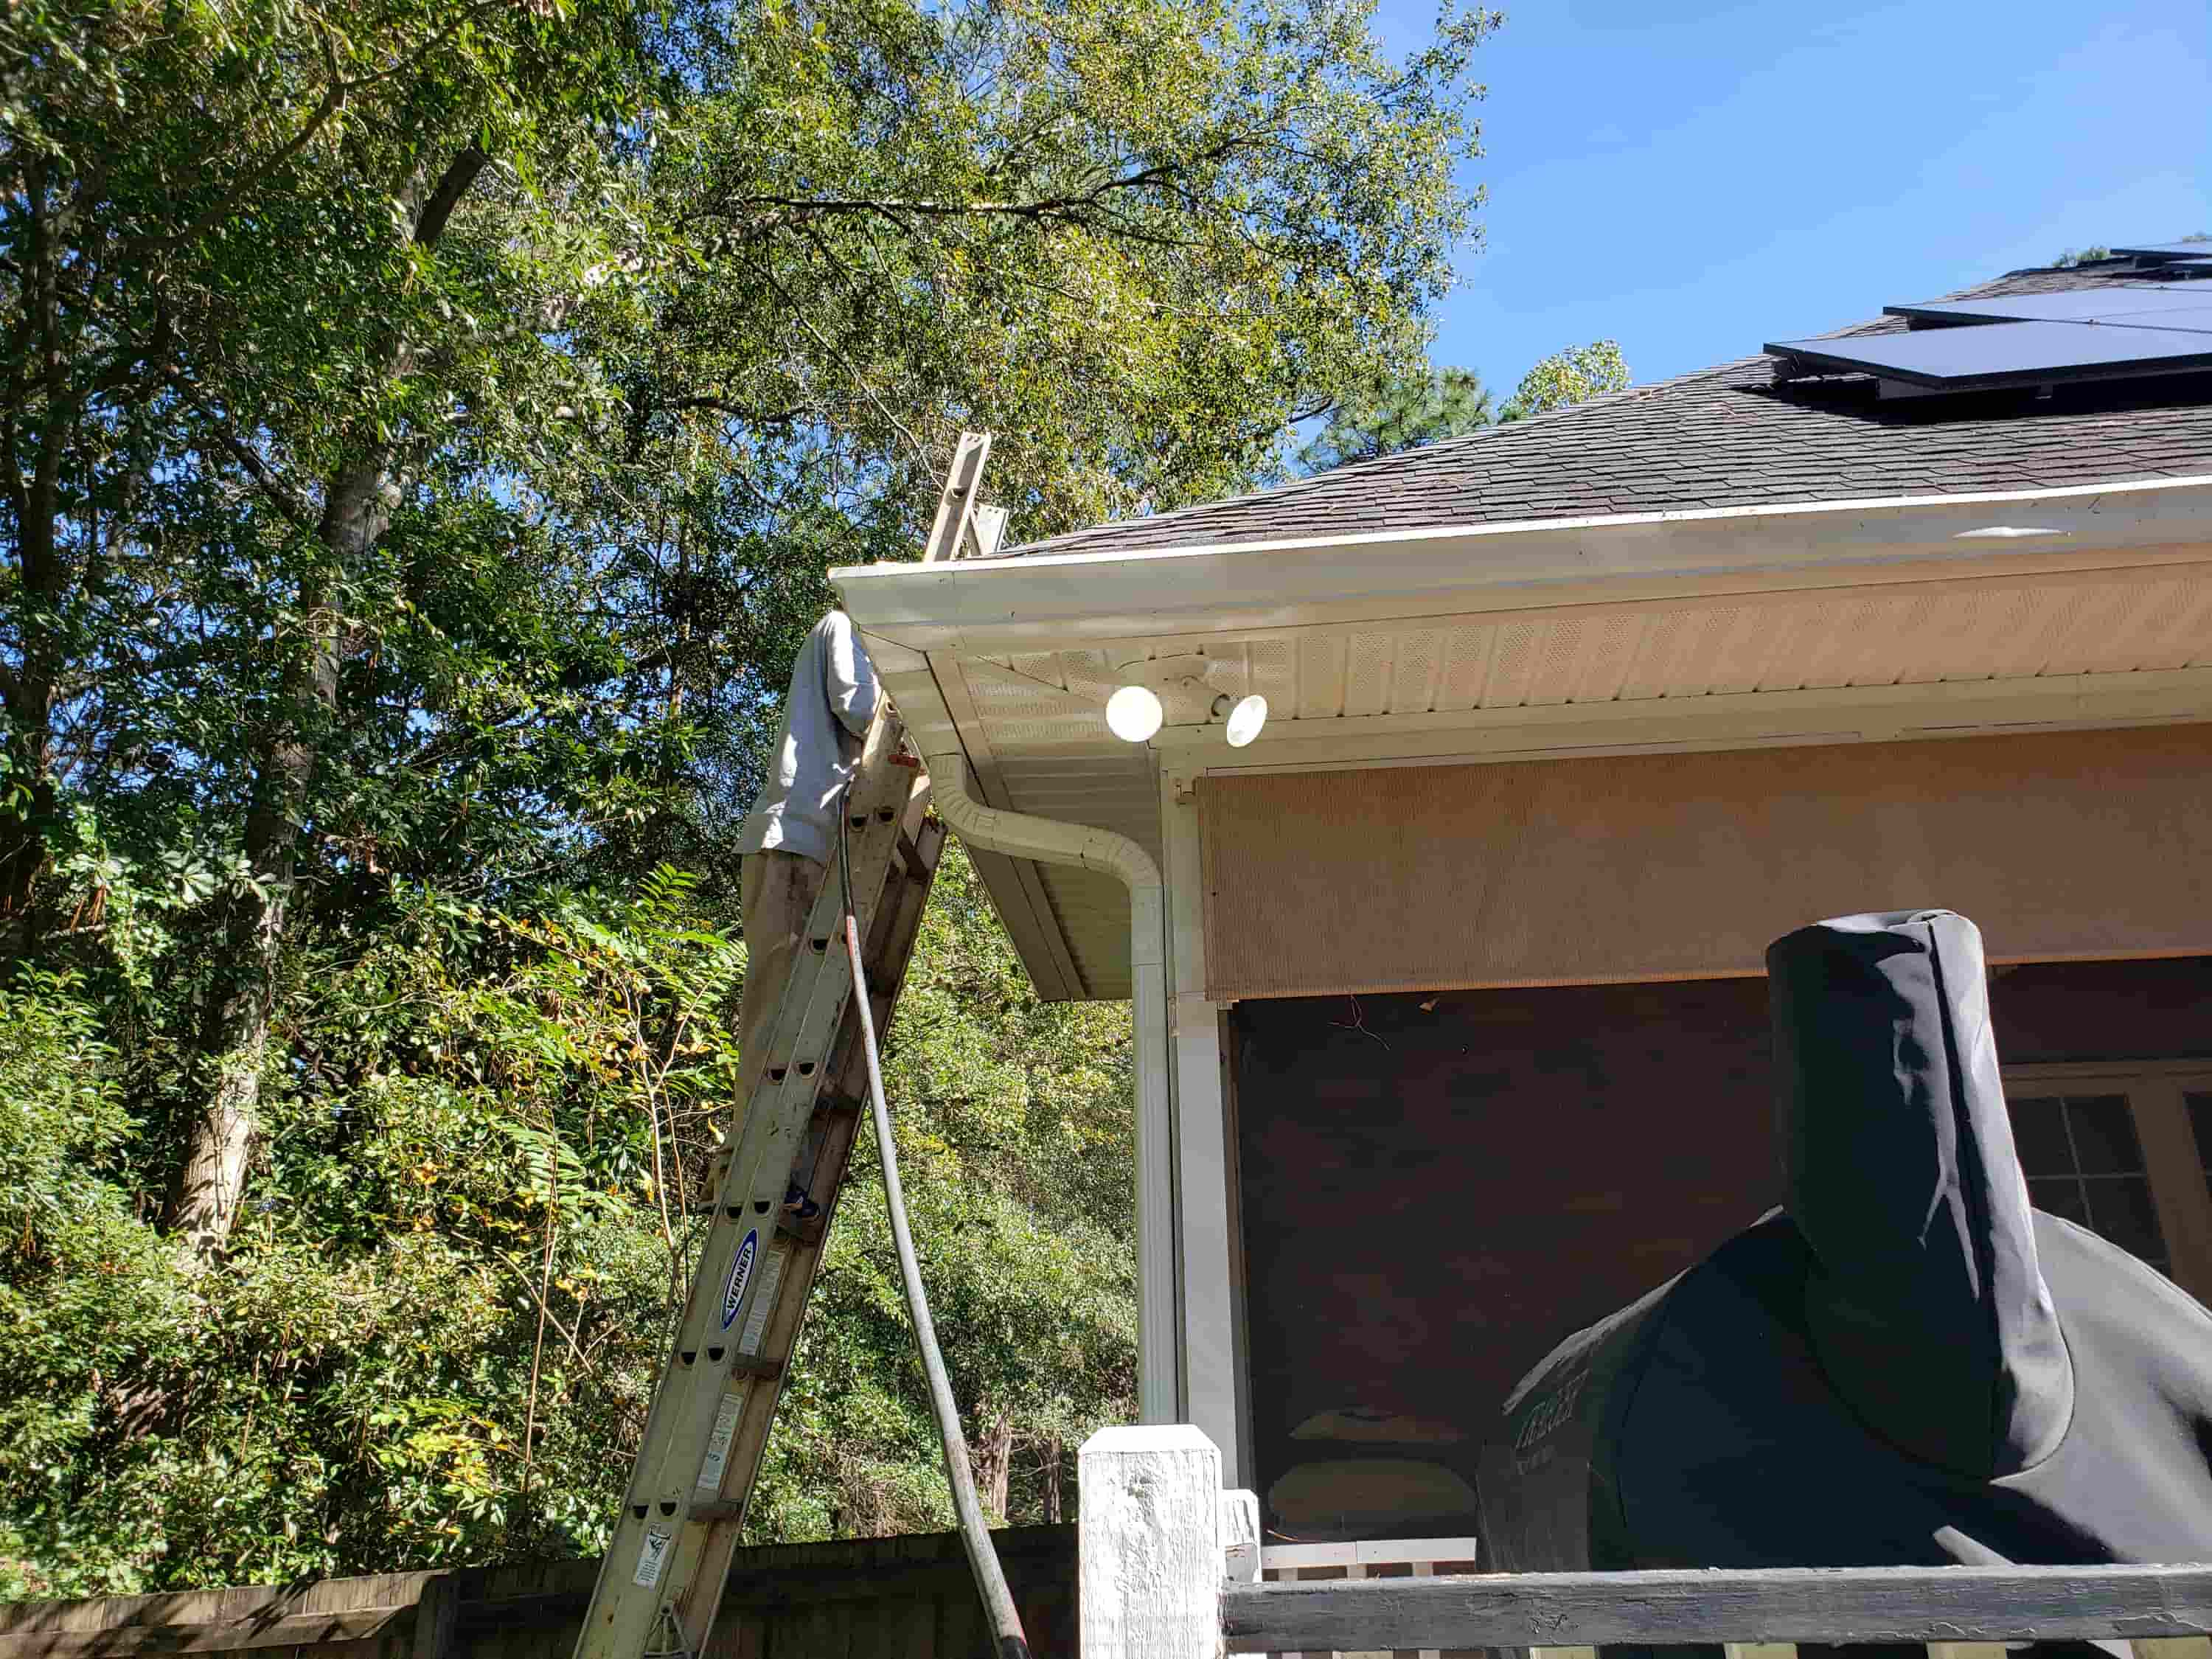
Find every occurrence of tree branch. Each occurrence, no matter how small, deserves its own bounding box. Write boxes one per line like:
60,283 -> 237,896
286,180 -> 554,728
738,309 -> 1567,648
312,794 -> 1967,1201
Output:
170,378 -> 314,530
413,142 -> 488,248
742,257 -> 932,475
134,4 -> 502,259
706,158 -> 1207,246
139,30 -> 349,259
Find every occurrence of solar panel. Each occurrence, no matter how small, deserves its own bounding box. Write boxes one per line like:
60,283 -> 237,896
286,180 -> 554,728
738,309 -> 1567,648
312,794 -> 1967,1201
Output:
1884,288 -> 2212,329
2112,243 -> 2212,260
1764,319 -> 2212,391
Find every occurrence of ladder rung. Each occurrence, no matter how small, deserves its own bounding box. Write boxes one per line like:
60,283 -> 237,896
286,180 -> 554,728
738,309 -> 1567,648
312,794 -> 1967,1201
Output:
728,1354 -> 783,1381
775,1211 -> 826,1246
688,1498 -> 742,1525
680,1201 -> 828,1240
683,1195 -> 773,1220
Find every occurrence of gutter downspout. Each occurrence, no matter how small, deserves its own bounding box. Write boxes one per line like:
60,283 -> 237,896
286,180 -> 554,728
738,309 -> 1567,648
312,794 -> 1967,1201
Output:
920,745 -> 1179,1426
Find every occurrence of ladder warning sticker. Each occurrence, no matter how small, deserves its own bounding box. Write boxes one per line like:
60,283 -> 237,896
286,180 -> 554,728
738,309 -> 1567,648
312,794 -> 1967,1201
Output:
739,1248 -> 786,1353
632,1526 -> 674,1588
697,1389 -> 747,1492
718,1229 -> 759,1331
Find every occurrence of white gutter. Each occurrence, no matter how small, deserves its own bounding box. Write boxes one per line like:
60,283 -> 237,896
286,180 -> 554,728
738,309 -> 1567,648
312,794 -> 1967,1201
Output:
919,744 -> 1180,1426
834,474 -> 2212,653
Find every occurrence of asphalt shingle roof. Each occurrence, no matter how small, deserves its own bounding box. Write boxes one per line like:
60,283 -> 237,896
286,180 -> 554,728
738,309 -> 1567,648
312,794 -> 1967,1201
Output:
995,258 -> 2212,560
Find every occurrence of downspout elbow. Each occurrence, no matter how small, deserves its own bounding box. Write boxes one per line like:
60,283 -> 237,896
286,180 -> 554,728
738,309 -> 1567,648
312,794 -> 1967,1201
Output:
922,748 -> 1162,897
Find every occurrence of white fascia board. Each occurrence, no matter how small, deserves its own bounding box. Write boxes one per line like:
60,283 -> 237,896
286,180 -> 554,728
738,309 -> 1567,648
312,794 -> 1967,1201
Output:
832,474 -> 2212,653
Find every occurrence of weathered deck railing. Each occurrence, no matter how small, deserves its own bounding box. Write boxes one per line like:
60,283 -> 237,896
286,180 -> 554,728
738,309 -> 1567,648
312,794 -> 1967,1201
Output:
1225,1563 -> 2212,1656
1256,1537 -> 1481,1659
1078,1427 -> 2212,1659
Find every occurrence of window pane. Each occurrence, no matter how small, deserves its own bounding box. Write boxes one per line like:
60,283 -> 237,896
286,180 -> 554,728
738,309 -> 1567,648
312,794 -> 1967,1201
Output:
2028,1175 -> 2089,1226
2064,1094 -> 2144,1174
2084,1176 -> 2167,1265
2188,1091 -> 2212,1185
2007,1090 -> 2168,1271
2009,1096 -> 2072,1175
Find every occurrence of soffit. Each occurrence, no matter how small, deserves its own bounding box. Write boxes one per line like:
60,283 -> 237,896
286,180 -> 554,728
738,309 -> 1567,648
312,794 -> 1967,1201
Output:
957,563 -> 2212,751
873,559 -> 2212,1002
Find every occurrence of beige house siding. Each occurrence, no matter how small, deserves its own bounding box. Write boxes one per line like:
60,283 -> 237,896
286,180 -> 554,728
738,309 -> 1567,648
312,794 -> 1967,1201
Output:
1199,724 -> 2212,1001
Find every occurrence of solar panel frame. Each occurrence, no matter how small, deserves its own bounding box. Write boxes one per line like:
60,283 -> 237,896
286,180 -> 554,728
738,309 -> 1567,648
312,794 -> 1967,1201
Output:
1883,288 -> 2212,330
2106,307 -> 2212,335
2112,243 -> 2212,260
1764,319 -> 2212,390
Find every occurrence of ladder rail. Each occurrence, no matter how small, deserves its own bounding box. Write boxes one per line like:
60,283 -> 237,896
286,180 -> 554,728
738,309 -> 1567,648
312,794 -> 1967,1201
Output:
574,715 -> 924,1659
670,812 -> 949,1651
618,760 -> 897,1517
709,809 -> 940,1511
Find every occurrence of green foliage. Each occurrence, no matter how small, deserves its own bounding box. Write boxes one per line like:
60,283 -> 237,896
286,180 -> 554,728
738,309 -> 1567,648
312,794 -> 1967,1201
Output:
2054,234 -> 2208,266
0,0 -> 1489,1594
1297,365 -> 1494,473
0,970 -> 184,1521
1,878 -> 734,1595
0,845 -> 1129,1595
1499,338 -> 1631,422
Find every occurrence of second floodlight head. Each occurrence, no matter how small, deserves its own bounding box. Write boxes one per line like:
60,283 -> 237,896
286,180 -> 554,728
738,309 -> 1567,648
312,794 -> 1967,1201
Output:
1220,692 -> 1268,748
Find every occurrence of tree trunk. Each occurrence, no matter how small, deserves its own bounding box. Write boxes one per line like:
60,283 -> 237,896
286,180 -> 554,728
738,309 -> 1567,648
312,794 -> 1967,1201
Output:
0,156 -> 74,927
0,717 -> 60,925
167,567 -> 334,1256
163,142 -> 484,1259
972,1406 -> 1014,1523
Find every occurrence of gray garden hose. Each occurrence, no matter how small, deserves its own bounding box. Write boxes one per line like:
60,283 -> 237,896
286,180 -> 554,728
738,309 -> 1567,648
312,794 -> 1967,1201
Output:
838,799 -> 1032,1659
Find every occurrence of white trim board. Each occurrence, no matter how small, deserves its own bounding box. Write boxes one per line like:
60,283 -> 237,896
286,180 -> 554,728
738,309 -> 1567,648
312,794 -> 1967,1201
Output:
835,477 -> 2212,653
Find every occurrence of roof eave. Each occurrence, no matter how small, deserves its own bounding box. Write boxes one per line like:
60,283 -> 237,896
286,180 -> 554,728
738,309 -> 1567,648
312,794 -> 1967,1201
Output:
834,473 -> 2212,654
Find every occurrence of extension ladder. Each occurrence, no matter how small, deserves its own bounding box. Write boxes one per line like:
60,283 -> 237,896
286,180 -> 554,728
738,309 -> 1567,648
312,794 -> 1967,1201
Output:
574,712 -> 945,1659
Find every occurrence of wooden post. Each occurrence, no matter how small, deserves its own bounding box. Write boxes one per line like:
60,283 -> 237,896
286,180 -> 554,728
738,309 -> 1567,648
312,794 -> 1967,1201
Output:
1220,1489 -> 1261,1586
1079,1425 -> 1222,1659
1130,884 -> 1179,1425
410,1573 -> 458,1659
1162,782 -> 1246,1478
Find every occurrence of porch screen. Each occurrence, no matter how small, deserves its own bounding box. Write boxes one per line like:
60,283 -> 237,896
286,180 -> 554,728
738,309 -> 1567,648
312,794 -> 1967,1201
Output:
1197,725 -> 2212,1000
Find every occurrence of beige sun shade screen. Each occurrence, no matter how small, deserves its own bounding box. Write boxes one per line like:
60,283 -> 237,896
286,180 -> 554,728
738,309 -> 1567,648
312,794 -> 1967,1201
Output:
1198,726 -> 2212,1000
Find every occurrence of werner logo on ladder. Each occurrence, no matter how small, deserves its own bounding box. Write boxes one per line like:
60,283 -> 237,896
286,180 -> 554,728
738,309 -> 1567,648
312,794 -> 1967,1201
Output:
574,436 -> 1025,1659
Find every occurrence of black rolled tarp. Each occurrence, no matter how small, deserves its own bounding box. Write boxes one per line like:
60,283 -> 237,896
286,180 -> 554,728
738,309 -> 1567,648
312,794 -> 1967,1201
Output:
1477,910 -> 2212,1594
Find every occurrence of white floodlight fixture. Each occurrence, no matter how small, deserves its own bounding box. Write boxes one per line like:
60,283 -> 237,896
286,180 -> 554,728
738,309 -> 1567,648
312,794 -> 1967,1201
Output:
1105,684 -> 1165,743
1105,654 -> 1262,748
1221,693 -> 1269,748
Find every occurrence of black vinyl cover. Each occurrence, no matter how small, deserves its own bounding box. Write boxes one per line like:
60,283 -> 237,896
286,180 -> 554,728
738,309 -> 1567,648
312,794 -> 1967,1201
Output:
1478,910 -> 2212,1580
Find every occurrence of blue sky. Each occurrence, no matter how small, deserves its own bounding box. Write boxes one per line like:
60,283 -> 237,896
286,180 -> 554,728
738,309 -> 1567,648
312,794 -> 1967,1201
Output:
1367,0 -> 2211,394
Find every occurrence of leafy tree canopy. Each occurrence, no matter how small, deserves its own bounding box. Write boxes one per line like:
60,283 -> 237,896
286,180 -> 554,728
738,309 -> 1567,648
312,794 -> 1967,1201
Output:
1499,338 -> 1630,422
1296,365 -> 1493,473
0,0 -> 1495,1593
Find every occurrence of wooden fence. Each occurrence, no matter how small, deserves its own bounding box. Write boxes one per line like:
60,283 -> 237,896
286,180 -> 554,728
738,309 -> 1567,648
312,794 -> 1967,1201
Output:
0,1526 -> 1077,1659
1077,1426 -> 2212,1659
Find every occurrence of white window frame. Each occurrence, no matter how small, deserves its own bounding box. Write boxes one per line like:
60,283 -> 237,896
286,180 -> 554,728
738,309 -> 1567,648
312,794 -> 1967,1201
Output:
2003,1059 -> 2212,1307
